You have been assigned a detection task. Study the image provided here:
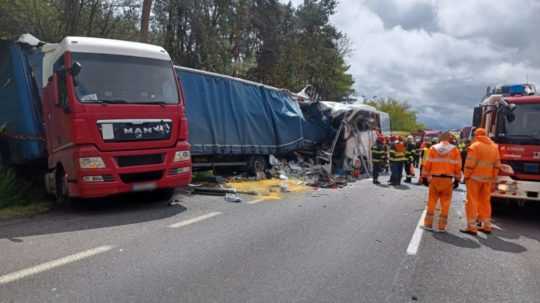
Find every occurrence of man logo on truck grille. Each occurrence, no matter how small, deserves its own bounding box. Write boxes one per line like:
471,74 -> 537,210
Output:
123,124 -> 171,139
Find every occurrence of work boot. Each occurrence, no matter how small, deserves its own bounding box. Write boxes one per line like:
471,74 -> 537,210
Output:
423,212 -> 434,231
422,224 -> 433,231
459,228 -> 478,236
404,178 -> 411,183
373,180 -> 380,185
479,228 -> 492,234
437,215 -> 448,232
478,219 -> 492,234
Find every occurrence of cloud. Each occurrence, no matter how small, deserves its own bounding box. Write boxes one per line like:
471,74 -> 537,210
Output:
326,0 -> 540,129
282,1 -> 540,129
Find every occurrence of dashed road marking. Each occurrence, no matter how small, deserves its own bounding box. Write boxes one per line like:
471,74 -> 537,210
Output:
247,198 -> 266,205
406,209 -> 427,256
0,245 -> 114,285
168,212 -> 222,228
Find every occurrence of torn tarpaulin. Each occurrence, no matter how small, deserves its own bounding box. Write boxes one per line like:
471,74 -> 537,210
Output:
298,101 -> 383,177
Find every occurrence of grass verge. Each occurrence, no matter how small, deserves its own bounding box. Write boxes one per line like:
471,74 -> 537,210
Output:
0,168 -> 52,220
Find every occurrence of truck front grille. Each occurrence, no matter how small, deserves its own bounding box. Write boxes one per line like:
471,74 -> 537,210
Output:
120,171 -> 163,183
116,154 -> 164,167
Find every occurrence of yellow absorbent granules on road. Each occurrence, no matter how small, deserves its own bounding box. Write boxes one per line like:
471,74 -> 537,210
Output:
226,178 -> 311,201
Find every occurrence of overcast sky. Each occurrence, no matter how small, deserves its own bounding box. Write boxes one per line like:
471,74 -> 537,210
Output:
287,0 -> 540,129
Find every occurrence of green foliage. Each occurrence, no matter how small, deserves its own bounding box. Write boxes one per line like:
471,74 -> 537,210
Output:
0,168 -> 32,208
365,98 -> 426,132
0,0 -> 141,41
153,0 -> 354,100
0,0 -> 354,100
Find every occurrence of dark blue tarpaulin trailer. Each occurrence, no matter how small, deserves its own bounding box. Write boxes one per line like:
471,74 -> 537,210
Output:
176,66 -> 306,173
0,39 -> 45,165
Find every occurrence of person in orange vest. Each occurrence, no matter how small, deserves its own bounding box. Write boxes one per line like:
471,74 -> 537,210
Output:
421,132 -> 462,232
460,128 -> 501,235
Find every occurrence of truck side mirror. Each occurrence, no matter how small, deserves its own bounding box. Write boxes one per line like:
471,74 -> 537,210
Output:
472,106 -> 482,127
71,61 -> 82,77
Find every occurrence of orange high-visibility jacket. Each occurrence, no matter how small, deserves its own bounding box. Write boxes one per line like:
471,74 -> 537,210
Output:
422,142 -> 462,179
464,135 -> 500,182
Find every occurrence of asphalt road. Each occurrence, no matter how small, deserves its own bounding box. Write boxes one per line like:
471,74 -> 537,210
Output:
1,178 -> 540,303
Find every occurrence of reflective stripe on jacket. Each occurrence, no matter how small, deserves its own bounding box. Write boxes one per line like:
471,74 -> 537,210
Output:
389,142 -> 407,162
371,144 -> 387,163
422,142 -> 462,179
464,136 -> 500,183
405,143 -> 417,162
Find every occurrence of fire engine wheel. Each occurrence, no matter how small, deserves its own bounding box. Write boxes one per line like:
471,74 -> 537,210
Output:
55,167 -> 70,205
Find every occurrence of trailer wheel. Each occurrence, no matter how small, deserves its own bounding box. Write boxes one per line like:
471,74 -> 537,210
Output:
248,156 -> 267,177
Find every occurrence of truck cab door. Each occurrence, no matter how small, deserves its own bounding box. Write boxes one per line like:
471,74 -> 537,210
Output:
43,55 -> 74,158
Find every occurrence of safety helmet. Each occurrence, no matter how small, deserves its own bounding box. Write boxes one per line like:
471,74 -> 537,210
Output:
474,128 -> 487,137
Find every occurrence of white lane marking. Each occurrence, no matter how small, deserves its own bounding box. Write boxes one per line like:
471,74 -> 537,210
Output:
0,245 -> 114,285
247,198 -> 266,205
168,212 -> 222,228
492,223 -> 502,230
406,209 -> 427,256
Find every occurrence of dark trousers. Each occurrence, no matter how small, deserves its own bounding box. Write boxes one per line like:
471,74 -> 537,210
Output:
390,161 -> 403,185
404,161 -> 414,182
372,162 -> 383,182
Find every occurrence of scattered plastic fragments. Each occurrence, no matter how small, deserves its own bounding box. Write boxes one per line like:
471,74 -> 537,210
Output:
224,193 -> 242,203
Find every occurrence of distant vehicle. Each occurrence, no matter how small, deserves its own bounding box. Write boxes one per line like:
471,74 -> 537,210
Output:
460,126 -> 473,141
486,83 -> 536,97
412,130 -> 442,145
473,87 -> 540,203
0,35 -> 192,201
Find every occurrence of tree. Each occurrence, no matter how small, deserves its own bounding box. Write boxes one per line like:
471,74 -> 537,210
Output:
0,0 -> 355,100
140,0 -> 153,42
365,98 -> 425,132
0,0 -> 141,41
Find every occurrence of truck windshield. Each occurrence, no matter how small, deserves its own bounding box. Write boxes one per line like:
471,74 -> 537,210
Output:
497,103 -> 540,143
72,53 -> 179,104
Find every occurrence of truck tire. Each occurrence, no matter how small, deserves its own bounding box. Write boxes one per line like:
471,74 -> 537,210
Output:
55,167 -> 71,205
248,156 -> 267,177
155,188 -> 175,201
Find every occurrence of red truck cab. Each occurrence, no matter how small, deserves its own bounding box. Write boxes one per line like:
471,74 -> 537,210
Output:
474,93 -> 540,202
40,37 -> 191,200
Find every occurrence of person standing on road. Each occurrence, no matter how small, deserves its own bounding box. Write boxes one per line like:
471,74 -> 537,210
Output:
460,128 -> 500,235
389,136 -> 407,186
404,135 -> 417,183
421,132 -> 462,232
371,136 -> 387,184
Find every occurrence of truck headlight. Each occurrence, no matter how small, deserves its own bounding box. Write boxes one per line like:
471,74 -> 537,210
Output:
174,151 -> 190,162
497,184 -> 509,192
79,157 -> 106,169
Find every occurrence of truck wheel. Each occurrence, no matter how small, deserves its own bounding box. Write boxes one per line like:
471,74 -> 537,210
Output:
248,156 -> 267,177
55,167 -> 70,205
155,188 -> 175,201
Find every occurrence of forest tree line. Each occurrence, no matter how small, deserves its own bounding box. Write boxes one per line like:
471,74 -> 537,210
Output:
0,0 -> 354,100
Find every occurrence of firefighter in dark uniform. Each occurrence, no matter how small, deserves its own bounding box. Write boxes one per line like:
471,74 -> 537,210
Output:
389,136 -> 407,185
404,135 -> 417,183
371,136 -> 387,184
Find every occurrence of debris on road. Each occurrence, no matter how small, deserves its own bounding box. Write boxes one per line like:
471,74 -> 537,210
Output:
226,178 -> 310,201
224,193 -> 242,203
